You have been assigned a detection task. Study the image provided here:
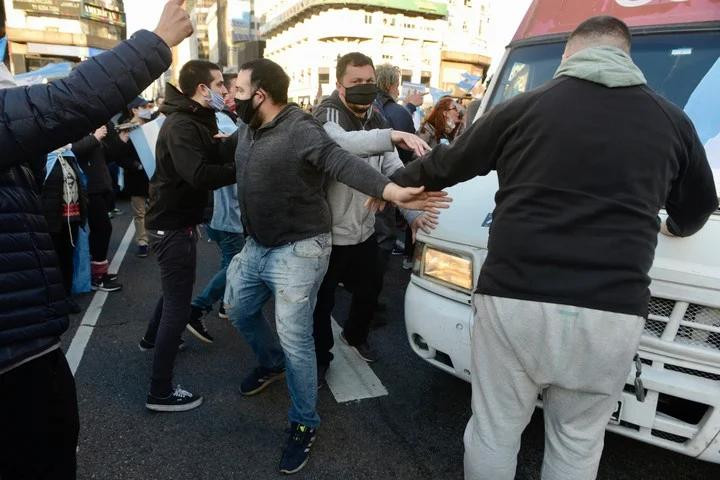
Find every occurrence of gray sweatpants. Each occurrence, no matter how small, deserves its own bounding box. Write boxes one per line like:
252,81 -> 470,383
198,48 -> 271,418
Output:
464,295 -> 644,480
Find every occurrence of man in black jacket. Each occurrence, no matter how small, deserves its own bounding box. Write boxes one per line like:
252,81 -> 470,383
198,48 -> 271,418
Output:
390,16 -> 719,480
142,60 -> 236,412
0,1 -> 192,478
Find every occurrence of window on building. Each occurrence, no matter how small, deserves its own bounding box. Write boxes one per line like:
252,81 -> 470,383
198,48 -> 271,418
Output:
421,73 -> 431,85
365,14 -> 372,24
464,0 -> 472,6
462,21 -> 469,33
318,71 -> 329,84
401,70 -> 412,83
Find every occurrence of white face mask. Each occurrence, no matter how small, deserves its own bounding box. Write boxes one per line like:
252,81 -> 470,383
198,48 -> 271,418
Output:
138,109 -> 153,120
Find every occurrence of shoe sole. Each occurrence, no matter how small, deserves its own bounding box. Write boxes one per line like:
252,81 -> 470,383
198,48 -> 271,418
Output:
186,324 -> 214,344
91,285 -> 123,292
340,334 -> 377,363
145,396 -> 203,412
280,435 -> 316,475
241,372 -> 285,396
138,342 -> 186,352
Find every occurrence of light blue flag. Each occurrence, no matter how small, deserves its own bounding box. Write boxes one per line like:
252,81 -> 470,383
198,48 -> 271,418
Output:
429,87 -> 452,104
456,72 -> 482,92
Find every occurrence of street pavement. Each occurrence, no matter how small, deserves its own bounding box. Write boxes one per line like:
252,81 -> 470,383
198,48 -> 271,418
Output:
63,201 -> 720,480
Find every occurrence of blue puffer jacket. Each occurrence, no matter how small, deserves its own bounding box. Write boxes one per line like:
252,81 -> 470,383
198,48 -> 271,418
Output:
0,30 -> 172,373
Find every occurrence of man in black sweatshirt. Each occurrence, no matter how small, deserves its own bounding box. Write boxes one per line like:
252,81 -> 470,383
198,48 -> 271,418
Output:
142,60 -> 236,412
390,16 -> 718,480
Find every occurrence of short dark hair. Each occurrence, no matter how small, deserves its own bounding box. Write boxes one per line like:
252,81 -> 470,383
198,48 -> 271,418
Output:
223,72 -> 237,85
179,60 -> 222,96
568,15 -> 631,50
336,52 -> 374,82
240,58 -> 289,104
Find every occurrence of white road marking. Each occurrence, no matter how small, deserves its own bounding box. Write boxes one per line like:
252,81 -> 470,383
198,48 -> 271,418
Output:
65,222 -> 135,375
326,317 -> 388,403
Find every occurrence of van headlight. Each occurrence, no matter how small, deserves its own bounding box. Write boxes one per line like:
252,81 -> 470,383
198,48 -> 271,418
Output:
413,242 -> 474,292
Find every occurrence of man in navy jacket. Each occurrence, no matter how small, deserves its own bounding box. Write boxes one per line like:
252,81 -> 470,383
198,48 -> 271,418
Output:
0,2 -> 192,478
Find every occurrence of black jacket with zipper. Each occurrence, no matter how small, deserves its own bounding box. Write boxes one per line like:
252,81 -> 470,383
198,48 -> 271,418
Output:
0,29 -> 171,373
104,123 -> 149,197
391,76 -> 718,318
71,125 -> 114,195
145,84 -> 236,231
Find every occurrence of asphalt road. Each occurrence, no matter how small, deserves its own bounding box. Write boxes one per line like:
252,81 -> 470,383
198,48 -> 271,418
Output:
62,201 -> 720,480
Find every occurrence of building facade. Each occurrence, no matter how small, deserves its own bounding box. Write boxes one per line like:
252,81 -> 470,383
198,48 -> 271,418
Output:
256,0 -> 492,104
2,0 -> 126,74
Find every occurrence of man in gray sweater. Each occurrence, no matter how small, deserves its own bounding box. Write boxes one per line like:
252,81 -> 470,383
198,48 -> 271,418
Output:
224,58 -> 449,475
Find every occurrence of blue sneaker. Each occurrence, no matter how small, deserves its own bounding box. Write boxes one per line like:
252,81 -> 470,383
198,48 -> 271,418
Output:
279,423 -> 317,475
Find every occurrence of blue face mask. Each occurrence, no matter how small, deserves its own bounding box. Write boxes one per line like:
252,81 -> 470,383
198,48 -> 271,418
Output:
204,85 -> 226,112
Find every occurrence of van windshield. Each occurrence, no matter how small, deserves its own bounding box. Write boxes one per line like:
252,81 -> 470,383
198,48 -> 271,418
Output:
488,31 -> 720,203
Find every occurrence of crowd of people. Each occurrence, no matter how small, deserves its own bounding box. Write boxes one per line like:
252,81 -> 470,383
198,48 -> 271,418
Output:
1,1 -> 717,479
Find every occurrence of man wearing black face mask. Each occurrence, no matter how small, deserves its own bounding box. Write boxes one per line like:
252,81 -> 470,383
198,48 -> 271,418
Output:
225,58 -> 450,474
142,60 -> 236,412
311,52 -> 438,372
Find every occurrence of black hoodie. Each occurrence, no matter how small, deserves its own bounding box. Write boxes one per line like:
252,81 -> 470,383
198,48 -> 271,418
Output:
146,84 -> 236,230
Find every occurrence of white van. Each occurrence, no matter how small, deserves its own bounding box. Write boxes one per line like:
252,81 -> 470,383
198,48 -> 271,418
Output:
405,0 -> 720,463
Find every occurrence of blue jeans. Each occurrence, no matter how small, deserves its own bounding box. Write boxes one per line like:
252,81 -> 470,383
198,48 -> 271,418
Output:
192,226 -> 245,311
225,233 -> 331,428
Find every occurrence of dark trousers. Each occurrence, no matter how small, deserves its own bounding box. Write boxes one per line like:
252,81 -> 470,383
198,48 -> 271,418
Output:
50,222 -> 80,295
0,349 -> 79,479
313,235 -> 379,366
107,161 -> 119,210
87,192 -> 113,262
144,228 -> 197,397
375,246 -> 392,299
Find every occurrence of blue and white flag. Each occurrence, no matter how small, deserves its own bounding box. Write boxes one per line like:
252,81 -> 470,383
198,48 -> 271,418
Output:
456,72 -> 482,92
45,147 -> 76,182
429,87 -> 452,104
128,115 -> 165,180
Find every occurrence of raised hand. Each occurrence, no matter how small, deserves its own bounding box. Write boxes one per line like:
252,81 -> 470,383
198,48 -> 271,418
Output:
390,130 -> 430,157
93,125 -> 108,141
411,212 -> 439,241
381,184 -> 452,213
153,0 -> 193,48
405,90 -> 426,107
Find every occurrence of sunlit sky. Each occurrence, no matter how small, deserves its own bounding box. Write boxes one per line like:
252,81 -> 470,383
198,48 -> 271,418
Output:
124,0 -> 533,73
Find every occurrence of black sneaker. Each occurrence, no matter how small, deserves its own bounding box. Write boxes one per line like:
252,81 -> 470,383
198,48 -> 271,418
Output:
317,364 -> 329,390
340,332 -> 378,363
92,274 -> 123,292
240,366 -> 285,396
187,306 -> 214,343
145,385 -> 203,412
136,245 -> 149,258
218,305 -> 228,319
279,423 -> 317,475
106,272 -> 119,282
138,337 -> 186,352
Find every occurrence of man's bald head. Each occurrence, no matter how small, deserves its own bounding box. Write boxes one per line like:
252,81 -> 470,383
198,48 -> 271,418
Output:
563,16 -> 632,61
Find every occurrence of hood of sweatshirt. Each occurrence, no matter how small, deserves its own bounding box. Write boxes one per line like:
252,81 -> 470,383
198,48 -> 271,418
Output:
159,83 -> 217,130
554,45 -> 646,88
